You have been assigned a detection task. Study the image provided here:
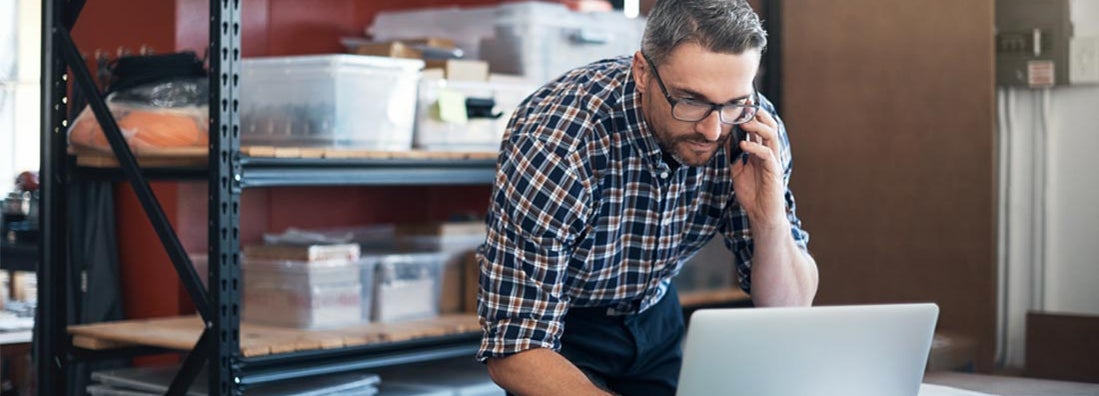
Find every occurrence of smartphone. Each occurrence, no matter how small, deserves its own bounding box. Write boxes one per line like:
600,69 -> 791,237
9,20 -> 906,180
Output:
729,124 -> 748,163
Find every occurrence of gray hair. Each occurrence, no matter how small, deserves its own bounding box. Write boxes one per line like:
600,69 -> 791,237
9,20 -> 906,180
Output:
641,0 -> 767,66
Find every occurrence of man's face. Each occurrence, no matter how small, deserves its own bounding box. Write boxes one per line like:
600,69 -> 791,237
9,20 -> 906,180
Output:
632,43 -> 761,167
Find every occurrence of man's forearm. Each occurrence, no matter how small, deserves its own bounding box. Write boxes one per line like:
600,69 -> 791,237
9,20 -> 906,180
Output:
748,219 -> 818,307
487,348 -> 613,396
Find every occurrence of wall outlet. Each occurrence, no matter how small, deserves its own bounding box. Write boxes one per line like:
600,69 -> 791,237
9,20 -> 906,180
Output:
1069,36 -> 1099,84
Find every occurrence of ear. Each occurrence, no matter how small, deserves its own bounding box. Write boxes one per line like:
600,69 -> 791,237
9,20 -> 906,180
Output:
631,51 -> 648,94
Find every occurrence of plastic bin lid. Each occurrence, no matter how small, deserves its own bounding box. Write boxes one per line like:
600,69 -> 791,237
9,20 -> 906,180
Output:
361,250 -> 449,265
244,257 -> 361,273
242,54 -> 424,72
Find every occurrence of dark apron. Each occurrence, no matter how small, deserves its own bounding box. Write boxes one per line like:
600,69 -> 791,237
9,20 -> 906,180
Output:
558,284 -> 686,396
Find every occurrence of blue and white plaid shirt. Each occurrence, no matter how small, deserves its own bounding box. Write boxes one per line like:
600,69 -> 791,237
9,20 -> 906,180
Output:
476,56 -> 809,361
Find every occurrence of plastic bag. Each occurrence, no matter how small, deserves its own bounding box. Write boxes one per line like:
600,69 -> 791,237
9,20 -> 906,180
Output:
67,78 -> 209,153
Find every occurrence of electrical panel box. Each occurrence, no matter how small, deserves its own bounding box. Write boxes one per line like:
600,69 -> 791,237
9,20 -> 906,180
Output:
996,0 -> 1099,86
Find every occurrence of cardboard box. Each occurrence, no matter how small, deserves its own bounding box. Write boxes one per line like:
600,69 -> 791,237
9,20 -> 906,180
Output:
424,59 -> 490,82
440,257 -> 464,314
396,221 -> 486,239
462,251 -> 480,314
397,222 -> 485,314
351,41 -> 422,59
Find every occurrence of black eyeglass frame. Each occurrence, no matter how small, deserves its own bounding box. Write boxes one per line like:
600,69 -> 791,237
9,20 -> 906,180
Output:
642,53 -> 761,125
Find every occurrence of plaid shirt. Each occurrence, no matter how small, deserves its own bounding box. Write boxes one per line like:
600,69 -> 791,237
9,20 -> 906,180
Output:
477,56 -> 809,361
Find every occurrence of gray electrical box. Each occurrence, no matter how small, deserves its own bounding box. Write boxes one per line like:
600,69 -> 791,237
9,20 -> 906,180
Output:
996,0 -> 1073,87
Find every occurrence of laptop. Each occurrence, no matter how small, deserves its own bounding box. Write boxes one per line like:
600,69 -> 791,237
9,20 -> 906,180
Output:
676,303 -> 939,396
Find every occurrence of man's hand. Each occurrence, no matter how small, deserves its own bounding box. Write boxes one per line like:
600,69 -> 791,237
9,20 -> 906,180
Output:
729,108 -> 819,307
487,348 -> 615,396
730,109 -> 787,227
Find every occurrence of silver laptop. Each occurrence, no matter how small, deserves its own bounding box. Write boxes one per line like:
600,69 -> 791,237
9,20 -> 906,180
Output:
677,303 -> 939,396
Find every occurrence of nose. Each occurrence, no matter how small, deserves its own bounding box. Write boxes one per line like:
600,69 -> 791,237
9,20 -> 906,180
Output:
694,110 -> 723,142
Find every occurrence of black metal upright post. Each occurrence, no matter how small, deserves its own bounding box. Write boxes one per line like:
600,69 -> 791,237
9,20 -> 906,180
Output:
209,0 -> 244,394
37,0 -> 69,394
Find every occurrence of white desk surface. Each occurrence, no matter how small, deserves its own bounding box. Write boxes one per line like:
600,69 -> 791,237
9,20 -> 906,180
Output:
924,372 -> 1099,396
0,330 -> 32,345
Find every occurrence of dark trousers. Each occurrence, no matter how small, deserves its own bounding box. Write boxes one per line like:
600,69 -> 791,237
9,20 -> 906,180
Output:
559,285 -> 686,396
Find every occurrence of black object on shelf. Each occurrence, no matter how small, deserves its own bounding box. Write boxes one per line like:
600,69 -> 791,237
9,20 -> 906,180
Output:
0,239 -> 38,273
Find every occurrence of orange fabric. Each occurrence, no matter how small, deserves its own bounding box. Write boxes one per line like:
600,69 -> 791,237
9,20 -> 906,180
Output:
69,107 -> 207,152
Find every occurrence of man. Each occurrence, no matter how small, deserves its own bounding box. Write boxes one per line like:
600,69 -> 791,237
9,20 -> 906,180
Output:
476,0 -> 818,394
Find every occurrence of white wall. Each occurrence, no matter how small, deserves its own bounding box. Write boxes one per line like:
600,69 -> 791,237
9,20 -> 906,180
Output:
0,0 -> 40,188
1043,86 -> 1099,314
997,1 -> 1099,368
1046,0 -> 1099,317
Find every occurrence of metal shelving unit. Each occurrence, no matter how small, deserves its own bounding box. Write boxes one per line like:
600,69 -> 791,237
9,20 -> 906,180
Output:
69,157 -> 498,186
239,157 -> 497,188
35,1 -> 494,394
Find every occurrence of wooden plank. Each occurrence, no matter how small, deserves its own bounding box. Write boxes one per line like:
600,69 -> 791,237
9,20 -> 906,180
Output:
72,335 -> 136,350
69,316 -> 204,351
74,152 -> 208,168
272,147 -> 302,158
68,146 -> 208,158
927,332 -> 977,372
74,144 -> 498,163
299,147 -> 326,158
68,314 -> 481,357
240,323 -> 330,357
678,288 -> 750,308
242,146 -> 277,157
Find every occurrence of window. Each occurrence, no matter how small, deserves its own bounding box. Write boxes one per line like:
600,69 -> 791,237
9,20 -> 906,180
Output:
1,0 -> 41,186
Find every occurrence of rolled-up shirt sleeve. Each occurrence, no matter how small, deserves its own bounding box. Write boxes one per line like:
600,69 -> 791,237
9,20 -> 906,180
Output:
476,104 -> 593,361
721,96 -> 810,294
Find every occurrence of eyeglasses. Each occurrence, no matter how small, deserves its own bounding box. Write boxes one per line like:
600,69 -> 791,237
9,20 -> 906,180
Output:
643,53 -> 759,125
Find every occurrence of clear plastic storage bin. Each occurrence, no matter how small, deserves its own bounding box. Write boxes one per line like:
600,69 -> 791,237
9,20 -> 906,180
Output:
363,252 -> 447,323
240,55 -> 423,150
479,2 -> 646,83
414,77 -> 537,151
369,5 -> 499,60
370,2 -> 644,84
243,258 -> 363,329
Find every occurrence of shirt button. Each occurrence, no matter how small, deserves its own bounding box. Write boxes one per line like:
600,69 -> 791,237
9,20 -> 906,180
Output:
659,171 -> 669,179
662,218 -> 671,226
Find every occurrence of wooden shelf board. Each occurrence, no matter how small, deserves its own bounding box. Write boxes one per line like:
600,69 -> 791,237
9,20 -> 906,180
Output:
679,287 -> 750,308
68,314 -> 481,358
72,146 -> 497,168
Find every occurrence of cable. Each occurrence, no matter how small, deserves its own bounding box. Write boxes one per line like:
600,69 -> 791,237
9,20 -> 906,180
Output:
1034,87 -> 1052,311
994,86 -> 1012,368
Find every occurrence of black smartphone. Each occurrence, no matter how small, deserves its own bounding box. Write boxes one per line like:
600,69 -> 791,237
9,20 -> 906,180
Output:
728,124 -> 748,163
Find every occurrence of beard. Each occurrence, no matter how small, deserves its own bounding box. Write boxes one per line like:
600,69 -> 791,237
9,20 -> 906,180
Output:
656,128 -> 733,167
